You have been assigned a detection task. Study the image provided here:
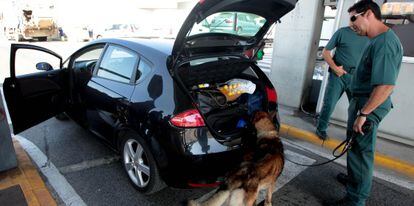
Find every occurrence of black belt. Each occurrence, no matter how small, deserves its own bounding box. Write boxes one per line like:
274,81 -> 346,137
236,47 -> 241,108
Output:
352,93 -> 370,97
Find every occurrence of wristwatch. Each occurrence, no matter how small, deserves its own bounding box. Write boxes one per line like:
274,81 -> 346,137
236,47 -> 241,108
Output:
357,110 -> 369,117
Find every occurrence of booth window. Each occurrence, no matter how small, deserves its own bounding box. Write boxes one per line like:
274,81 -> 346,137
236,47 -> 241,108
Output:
390,23 -> 414,57
381,0 -> 414,57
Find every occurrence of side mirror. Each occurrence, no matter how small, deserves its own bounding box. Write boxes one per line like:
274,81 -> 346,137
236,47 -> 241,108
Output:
36,62 -> 53,71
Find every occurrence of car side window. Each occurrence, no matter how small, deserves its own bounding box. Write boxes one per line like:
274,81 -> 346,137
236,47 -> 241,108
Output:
14,49 -> 61,76
71,46 -> 104,71
136,58 -> 152,83
74,47 -> 104,63
97,45 -> 138,83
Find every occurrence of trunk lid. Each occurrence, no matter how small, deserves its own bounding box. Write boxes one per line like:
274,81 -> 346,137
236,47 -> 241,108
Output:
171,0 -> 297,64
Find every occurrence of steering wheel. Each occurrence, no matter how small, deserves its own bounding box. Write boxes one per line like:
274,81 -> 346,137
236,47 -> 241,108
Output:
84,61 -> 97,73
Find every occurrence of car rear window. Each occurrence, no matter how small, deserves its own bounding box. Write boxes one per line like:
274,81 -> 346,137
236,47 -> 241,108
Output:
188,12 -> 266,37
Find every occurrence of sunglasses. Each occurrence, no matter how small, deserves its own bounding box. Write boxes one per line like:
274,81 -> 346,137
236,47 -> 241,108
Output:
350,12 -> 365,22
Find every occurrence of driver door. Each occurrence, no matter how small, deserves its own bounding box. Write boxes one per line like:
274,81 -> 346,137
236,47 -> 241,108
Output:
3,44 -> 69,134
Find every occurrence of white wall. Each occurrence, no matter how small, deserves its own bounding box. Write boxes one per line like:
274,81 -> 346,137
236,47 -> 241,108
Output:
270,0 -> 325,108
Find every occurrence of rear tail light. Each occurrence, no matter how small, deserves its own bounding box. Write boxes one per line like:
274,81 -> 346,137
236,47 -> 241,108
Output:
225,19 -> 233,23
266,86 -> 278,103
170,109 -> 205,128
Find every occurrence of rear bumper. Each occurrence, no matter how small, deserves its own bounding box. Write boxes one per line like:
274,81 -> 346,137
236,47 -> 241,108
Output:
158,127 -> 244,188
161,148 -> 243,188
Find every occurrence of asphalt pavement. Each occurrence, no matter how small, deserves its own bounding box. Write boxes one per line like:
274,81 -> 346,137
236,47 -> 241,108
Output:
18,117 -> 414,206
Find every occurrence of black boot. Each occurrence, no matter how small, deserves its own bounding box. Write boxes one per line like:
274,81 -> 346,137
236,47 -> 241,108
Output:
316,129 -> 328,140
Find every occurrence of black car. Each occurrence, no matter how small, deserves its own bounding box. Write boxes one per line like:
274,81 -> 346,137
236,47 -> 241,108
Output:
3,0 -> 296,194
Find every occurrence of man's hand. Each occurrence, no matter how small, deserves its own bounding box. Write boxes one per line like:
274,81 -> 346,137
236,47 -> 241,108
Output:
333,66 -> 347,77
353,116 -> 367,135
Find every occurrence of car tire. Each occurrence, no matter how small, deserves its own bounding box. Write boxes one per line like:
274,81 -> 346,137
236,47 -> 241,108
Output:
37,37 -> 47,42
121,133 -> 166,194
409,14 -> 414,23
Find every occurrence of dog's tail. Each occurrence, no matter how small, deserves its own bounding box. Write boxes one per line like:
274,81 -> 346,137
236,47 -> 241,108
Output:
187,188 -> 231,206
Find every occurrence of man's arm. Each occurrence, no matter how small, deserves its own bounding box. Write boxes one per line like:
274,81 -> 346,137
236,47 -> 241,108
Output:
353,85 -> 394,134
322,48 -> 347,77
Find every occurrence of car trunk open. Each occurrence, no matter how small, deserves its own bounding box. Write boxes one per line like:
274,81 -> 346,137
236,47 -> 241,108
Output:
169,0 -> 296,141
175,58 -> 268,141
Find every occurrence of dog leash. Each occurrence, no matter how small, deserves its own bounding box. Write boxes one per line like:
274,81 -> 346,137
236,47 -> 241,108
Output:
285,122 -> 372,167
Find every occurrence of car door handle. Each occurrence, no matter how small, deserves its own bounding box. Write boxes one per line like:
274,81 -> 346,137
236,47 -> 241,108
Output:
47,74 -> 55,78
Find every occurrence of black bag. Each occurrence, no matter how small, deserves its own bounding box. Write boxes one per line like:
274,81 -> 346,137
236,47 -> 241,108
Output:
196,90 -> 227,114
206,105 -> 248,137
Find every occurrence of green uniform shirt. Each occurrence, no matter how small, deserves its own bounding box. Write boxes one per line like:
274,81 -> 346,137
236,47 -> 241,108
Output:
325,27 -> 369,71
351,29 -> 403,110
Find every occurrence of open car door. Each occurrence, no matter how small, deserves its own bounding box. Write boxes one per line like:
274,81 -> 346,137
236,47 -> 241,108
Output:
3,44 -> 69,134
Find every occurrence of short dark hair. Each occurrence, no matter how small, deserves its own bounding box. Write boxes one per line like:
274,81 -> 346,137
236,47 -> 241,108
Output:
348,0 -> 382,20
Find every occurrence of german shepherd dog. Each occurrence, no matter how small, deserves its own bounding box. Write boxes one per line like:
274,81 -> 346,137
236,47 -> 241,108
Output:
188,111 -> 284,206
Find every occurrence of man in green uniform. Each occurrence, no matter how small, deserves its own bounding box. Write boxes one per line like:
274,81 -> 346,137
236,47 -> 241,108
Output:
316,26 -> 369,140
326,1 -> 403,206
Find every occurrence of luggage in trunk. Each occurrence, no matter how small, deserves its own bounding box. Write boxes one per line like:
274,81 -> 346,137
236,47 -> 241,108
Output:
176,58 -> 266,140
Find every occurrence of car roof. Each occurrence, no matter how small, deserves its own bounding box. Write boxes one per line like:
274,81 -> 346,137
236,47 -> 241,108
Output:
91,38 -> 173,62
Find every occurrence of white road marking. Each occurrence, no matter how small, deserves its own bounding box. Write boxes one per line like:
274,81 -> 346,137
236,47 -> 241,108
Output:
283,139 -> 414,190
59,156 -> 120,174
257,149 -> 315,202
15,135 -> 87,206
195,149 -> 316,203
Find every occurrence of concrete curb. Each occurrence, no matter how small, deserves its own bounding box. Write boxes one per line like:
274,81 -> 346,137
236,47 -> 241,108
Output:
280,124 -> 414,178
0,139 -> 57,206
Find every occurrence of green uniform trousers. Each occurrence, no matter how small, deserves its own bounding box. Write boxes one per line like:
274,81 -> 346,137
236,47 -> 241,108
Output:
346,97 -> 389,206
317,71 -> 352,132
